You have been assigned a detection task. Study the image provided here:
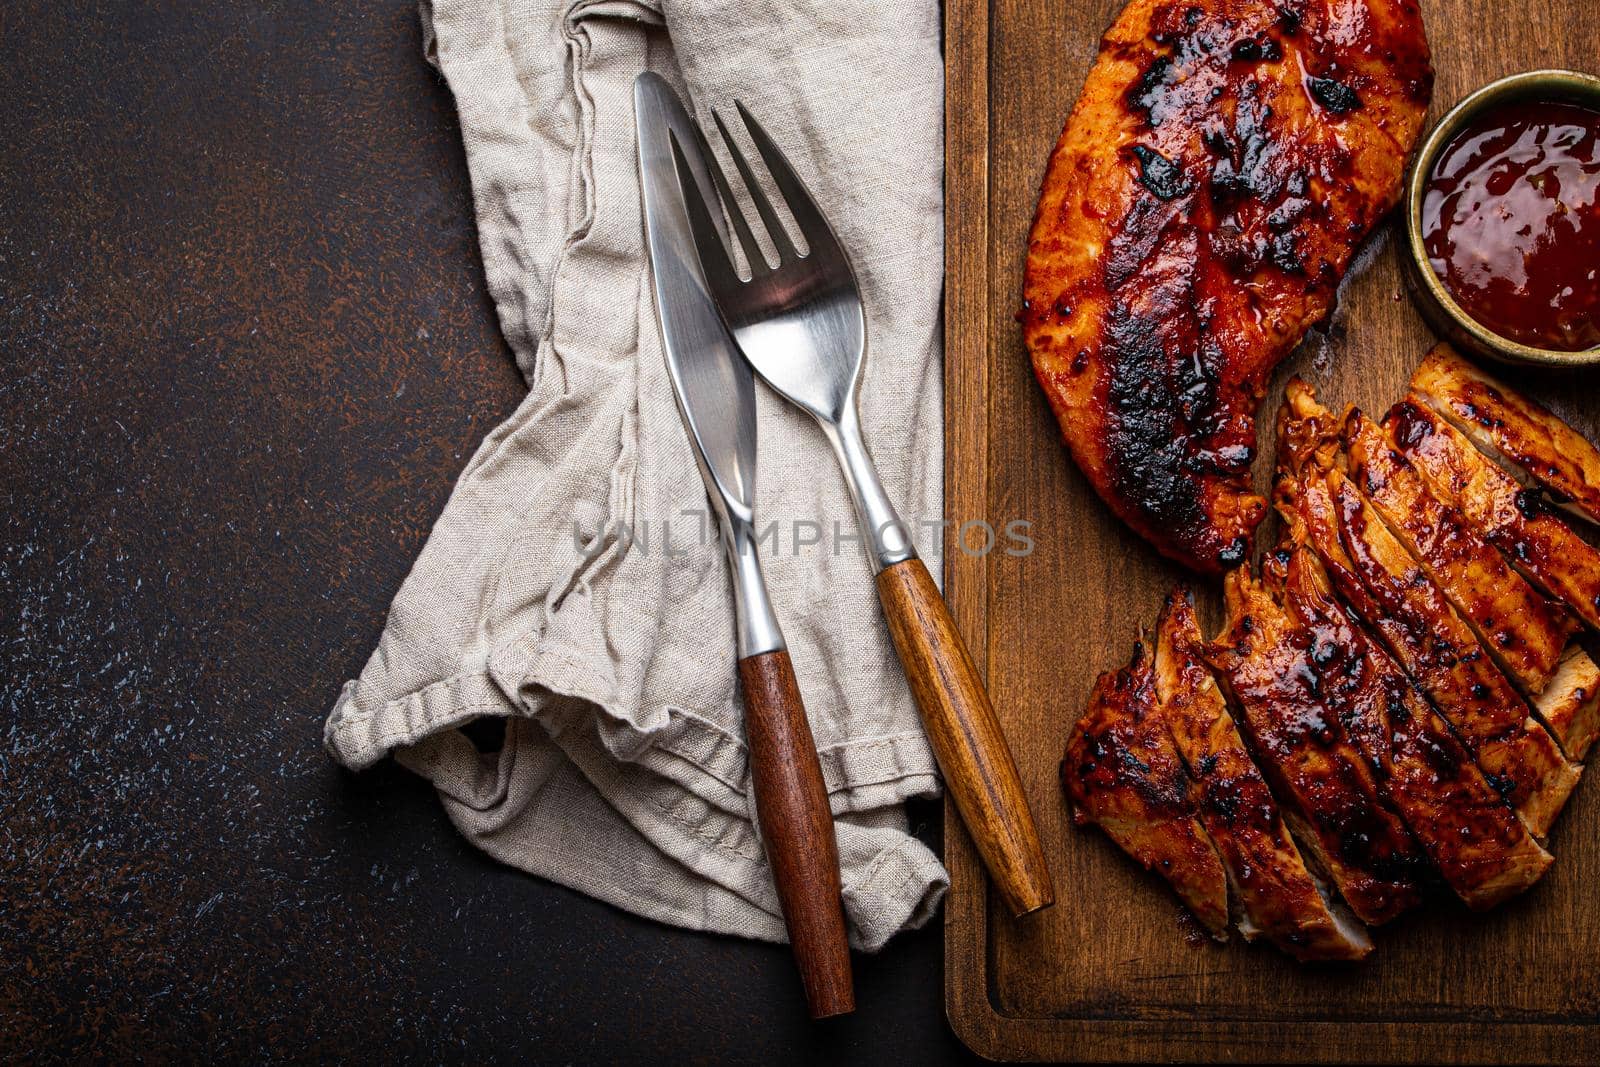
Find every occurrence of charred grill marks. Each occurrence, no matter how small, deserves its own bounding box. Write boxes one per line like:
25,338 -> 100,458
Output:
1307,74 -> 1363,114
1064,351 -> 1600,956
1130,144 -> 1194,200
1025,0 -> 1430,571
1062,641 -> 1231,936
1154,590 -> 1372,960
1208,569 -> 1425,924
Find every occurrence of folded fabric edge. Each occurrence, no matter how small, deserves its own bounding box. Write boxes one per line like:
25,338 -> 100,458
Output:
325,667 -> 949,950
842,830 -> 949,953
488,633 -> 945,815
423,722 -> 948,953
328,653 -> 943,810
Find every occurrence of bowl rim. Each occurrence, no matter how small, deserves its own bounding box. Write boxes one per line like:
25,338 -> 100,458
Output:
1402,67 -> 1600,368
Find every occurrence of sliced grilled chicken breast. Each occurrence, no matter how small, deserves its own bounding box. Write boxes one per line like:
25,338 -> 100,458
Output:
1154,590 -> 1371,960
1282,467 -> 1580,835
1062,640 -> 1230,937
1275,545 -> 1553,908
1413,346 -> 1600,526
1208,567 -> 1424,924
1343,401 -> 1577,694
1278,384 -> 1581,830
1534,648 -> 1600,762
1022,0 -> 1432,573
1387,397 -> 1600,631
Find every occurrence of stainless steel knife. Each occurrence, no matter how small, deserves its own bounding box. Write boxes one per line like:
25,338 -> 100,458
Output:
633,71 -> 853,1020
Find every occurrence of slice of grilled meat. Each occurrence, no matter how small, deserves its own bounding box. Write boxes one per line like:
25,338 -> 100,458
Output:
1272,544 -> 1554,908
1534,648 -> 1600,762
1366,374 -> 1600,759
1387,396 -> 1600,631
1413,346 -> 1600,526
1154,590 -> 1371,959
1283,466 -> 1581,834
1208,567 -> 1425,924
1062,639 -> 1230,937
1343,400 -> 1577,695
1023,0 -> 1432,573
1279,384 -> 1582,828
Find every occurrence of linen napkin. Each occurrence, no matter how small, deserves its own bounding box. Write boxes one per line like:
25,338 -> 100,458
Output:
324,0 -> 948,951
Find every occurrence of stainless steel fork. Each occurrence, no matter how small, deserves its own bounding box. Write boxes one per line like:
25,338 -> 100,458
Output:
671,104 -> 1054,917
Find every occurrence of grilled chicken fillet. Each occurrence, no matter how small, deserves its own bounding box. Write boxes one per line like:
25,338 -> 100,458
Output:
1387,397 -> 1600,631
1273,544 -> 1553,908
1378,358 -> 1600,756
1062,640 -> 1230,936
1279,383 -> 1581,831
1023,0 -> 1432,572
1343,402 -> 1578,694
1413,346 -> 1600,527
1284,468 -> 1581,833
1154,591 -> 1371,959
1208,566 -> 1424,924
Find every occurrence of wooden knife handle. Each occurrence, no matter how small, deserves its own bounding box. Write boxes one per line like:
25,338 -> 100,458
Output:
875,557 -> 1054,916
737,649 -> 855,1019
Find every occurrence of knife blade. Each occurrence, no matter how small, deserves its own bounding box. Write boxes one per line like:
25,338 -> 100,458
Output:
634,71 -> 776,659
634,71 -> 854,1019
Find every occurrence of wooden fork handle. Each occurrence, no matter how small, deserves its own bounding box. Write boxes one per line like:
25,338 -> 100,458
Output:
875,557 -> 1055,916
737,649 -> 855,1019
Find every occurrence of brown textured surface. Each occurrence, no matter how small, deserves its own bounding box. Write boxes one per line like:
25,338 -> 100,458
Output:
876,557 -> 1053,917
0,4 -> 967,1062
945,0 -> 1600,1060
737,650 -> 854,1019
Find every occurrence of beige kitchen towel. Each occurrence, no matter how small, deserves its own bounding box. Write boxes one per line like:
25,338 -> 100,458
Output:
323,0 -> 949,950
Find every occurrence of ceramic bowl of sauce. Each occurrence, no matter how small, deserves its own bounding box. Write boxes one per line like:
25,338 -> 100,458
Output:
1403,69 -> 1600,367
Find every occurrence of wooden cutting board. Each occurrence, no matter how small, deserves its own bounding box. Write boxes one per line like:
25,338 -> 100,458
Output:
940,0 -> 1600,1061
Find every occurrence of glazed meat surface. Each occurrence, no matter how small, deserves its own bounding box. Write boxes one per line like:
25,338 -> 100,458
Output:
1283,468 -> 1579,834
1387,397 -> 1600,630
1060,352 -> 1600,957
1154,591 -> 1371,959
1413,346 -> 1600,526
1343,402 -> 1577,694
1274,545 -> 1553,909
1207,566 -> 1424,924
1356,403 -> 1600,759
1023,0 -> 1432,573
1062,640 -> 1230,936
1279,384 -> 1580,832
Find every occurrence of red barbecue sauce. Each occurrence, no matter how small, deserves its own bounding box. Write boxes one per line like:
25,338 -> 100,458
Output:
1422,98 -> 1600,352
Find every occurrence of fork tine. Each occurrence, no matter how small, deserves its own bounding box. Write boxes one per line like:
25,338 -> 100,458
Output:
669,131 -> 743,296
683,123 -> 768,279
733,102 -> 837,258
711,109 -> 800,264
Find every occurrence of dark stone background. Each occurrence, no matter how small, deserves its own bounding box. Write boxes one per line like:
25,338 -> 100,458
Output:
1,4 -> 977,1062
